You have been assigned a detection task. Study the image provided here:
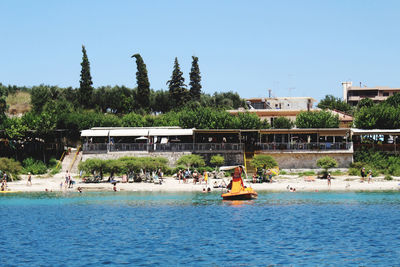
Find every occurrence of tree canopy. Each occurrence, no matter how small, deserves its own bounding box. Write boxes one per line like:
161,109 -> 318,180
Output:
167,57 -> 188,108
295,110 -> 339,128
79,45 -> 93,108
189,56 -> 201,101
317,95 -> 352,114
132,54 -> 150,110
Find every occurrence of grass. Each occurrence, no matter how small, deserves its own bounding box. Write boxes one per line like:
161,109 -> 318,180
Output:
6,91 -> 31,115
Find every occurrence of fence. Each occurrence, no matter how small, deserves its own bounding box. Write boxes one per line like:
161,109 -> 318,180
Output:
83,143 -> 244,153
256,142 -> 352,151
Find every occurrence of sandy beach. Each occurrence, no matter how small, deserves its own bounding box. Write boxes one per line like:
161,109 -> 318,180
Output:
4,172 -> 400,193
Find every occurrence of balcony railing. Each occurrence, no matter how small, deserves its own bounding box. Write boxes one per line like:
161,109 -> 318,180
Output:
82,143 -> 244,153
255,142 -> 352,151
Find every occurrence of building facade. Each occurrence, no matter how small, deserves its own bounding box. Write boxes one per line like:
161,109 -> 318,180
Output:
342,81 -> 400,106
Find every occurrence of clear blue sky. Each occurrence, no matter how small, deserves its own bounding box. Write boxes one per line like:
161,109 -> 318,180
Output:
1,0 -> 400,100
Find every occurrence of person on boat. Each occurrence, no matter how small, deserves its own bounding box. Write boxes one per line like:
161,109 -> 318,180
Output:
227,180 -> 232,190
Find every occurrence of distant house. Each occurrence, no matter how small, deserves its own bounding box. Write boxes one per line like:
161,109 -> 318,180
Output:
228,96 -> 352,127
246,96 -> 316,110
342,81 -> 400,106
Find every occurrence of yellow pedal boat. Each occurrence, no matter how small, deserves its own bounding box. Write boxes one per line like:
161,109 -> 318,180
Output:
221,166 -> 258,200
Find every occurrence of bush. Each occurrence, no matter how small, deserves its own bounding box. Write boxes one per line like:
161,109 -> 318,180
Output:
22,157 -> 48,175
210,155 -> 225,168
251,155 -> 278,170
316,156 -> 338,177
384,175 -> 393,181
0,157 -> 22,180
177,154 -> 205,169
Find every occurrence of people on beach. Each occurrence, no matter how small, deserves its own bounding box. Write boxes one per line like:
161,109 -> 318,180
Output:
368,170 -> 372,183
77,187 -> 82,193
1,177 -> 7,191
361,167 -> 366,182
327,172 -> 331,187
27,172 -> 32,186
65,170 -> 71,189
203,171 -> 208,185
113,183 -> 117,192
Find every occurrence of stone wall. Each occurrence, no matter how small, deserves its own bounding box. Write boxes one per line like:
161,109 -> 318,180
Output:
257,151 -> 353,169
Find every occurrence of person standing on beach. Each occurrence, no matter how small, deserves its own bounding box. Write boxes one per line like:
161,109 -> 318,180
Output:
368,170 -> 372,183
27,172 -> 32,186
327,173 -> 331,187
204,171 -> 208,185
65,170 -> 70,189
361,168 -> 366,182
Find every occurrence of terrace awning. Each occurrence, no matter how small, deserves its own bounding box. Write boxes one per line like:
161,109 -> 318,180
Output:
148,128 -> 193,136
81,130 -> 109,137
109,129 -> 149,137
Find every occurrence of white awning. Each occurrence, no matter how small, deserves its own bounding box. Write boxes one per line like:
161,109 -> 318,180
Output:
109,129 -> 149,137
81,130 -> 109,137
148,128 -> 193,136
351,128 -> 400,135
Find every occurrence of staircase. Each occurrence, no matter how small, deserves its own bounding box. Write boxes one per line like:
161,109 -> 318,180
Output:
61,147 -> 82,175
245,152 -> 255,175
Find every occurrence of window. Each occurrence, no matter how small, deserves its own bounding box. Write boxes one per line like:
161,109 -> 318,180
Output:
383,92 -> 389,97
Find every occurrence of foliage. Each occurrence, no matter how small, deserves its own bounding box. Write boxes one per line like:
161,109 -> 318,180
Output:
251,154 -> 278,170
354,103 -> 400,129
273,116 -> 294,129
317,95 -> 353,114
189,56 -> 201,101
177,154 -> 205,169
357,98 -> 374,109
0,157 -> 22,180
132,54 -> 150,110
79,45 -> 94,108
0,85 -> 7,125
210,155 -> 225,168
78,158 -> 108,179
354,149 -> 400,176
295,110 -> 339,128
167,57 -> 188,108
384,175 -> 393,181
22,157 -> 48,175
316,156 -> 338,171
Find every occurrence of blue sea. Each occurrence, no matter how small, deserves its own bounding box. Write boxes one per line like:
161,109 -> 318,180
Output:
1,191 -> 400,266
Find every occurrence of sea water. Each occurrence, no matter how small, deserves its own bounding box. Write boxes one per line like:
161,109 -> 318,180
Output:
1,191 -> 400,266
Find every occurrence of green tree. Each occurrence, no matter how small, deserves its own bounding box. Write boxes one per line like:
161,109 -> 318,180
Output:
316,156 -> 338,177
354,103 -> 400,129
177,154 -> 205,169
273,116 -> 294,129
210,154 -> 225,170
131,54 -> 150,110
0,157 -> 22,181
79,45 -> 94,108
357,98 -> 374,109
251,155 -> 278,170
317,95 -> 352,114
385,93 -> 400,107
295,111 -> 339,128
78,158 -> 108,179
0,84 -> 7,126
189,56 -> 201,101
167,57 -> 188,108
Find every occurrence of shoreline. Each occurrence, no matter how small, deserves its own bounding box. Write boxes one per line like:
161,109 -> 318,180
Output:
3,174 -> 400,193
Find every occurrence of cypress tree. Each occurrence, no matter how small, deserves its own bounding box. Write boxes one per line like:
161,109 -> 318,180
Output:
79,45 -> 93,108
131,54 -> 150,109
167,57 -> 188,107
189,56 -> 201,101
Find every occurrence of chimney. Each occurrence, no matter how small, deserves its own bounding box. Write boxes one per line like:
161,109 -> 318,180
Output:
341,81 -> 352,102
